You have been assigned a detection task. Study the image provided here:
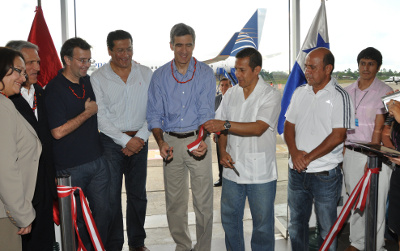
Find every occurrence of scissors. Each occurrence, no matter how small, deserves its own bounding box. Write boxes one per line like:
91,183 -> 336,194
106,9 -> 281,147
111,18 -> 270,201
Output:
227,160 -> 240,177
165,147 -> 172,165
231,165 -> 240,177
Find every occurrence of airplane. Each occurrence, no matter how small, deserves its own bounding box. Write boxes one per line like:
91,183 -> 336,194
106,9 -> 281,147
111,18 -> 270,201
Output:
203,8 -> 267,84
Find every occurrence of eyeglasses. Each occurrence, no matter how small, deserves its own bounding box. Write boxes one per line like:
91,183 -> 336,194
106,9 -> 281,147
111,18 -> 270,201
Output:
70,57 -> 95,65
12,67 -> 27,78
113,48 -> 133,55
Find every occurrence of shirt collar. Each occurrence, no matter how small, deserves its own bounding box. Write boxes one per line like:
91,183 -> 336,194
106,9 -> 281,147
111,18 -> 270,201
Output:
172,57 -> 196,75
20,84 -> 35,96
305,77 -> 337,94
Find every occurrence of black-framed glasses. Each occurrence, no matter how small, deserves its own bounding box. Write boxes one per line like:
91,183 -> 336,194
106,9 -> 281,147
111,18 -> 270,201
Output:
70,57 -> 95,65
12,67 -> 27,78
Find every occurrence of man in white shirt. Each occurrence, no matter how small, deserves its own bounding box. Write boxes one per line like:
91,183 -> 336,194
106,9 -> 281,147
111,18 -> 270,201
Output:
284,47 -> 354,251
91,30 -> 152,251
204,48 -> 281,250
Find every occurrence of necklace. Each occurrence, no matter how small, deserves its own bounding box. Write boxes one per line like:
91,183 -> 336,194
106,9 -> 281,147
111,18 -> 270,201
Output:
171,58 -> 197,84
68,84 -> 86,99
32,92 -> 37,111
0,92 -> 8,98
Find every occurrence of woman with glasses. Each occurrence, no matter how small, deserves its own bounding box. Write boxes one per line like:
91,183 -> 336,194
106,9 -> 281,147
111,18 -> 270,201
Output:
0,47 -> 41,250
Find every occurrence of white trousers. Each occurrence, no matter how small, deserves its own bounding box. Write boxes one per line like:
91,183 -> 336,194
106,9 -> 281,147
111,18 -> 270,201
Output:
343,149 -> 392,250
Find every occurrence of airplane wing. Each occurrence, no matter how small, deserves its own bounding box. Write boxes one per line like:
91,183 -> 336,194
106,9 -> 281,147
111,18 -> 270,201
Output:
203,32 -> 239,65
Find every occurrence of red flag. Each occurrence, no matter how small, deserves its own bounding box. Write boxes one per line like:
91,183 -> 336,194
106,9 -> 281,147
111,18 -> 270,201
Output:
28,6 -> 62,87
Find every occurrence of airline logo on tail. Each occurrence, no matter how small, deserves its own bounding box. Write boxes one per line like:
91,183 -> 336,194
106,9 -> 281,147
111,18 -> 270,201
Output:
230,8 -> 266,56
203,8 -> 266,64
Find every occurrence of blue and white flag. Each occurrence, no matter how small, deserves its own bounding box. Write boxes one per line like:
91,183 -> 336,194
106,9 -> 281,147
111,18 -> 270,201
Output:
277,1 -> 329,134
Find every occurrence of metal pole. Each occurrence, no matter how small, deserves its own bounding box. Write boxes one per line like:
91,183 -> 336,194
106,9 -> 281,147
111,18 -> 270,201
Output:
60,0 -> 69,44
57,175 -> 75,251
365,153 -> 381,251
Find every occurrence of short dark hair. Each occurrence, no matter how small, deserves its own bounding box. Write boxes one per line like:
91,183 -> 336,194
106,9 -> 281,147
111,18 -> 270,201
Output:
235,48 -> 262,71
322,50 -> 335,75
5,40 -> 38,52
0,47 -> 24,91
357,47 -> 382,68
170,23 -> 196,45
220,78 -> 231,85
107,30 -> 133,51
60,37 -> 91,66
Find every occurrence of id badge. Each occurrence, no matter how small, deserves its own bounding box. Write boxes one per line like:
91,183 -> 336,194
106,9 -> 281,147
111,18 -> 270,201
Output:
355,118 -> 359,127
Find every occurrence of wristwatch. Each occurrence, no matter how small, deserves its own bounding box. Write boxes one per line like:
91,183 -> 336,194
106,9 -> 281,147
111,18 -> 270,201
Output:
224,120 -> 231,130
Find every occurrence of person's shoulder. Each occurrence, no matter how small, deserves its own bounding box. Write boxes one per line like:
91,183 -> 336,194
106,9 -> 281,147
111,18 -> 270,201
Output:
374,78 -> 393,92
196,60 -> 213,73
90,63 -> 109,79
0,95 -> 16,113
344,81 -> 357,91
152,61 -> 170,79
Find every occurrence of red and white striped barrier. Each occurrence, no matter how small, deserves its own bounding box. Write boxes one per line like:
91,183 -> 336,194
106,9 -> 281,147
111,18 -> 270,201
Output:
319,168 -> 380,251
57,185 -> 105,251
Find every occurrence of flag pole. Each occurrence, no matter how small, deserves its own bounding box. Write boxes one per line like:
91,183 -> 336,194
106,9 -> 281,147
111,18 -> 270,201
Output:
38,0 -> 41,7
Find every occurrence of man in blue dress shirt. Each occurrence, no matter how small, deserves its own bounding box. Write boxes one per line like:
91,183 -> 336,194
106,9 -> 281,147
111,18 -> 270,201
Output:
147,23 -> 215,251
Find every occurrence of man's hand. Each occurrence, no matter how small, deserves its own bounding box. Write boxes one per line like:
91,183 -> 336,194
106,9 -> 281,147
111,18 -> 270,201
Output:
192,140 -> 208,157
126,137 -> 145,154
220,150 -> 235,169
204,119 -> 225,133
389,156 -> 400,166
159,141 -> 173,161
121,147 -> 134,157
292,150 -> 309,173
84,97 -> 98,117
17,224 -> 32,235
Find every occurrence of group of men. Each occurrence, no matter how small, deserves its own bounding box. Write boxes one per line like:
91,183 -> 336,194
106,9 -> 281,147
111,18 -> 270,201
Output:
5,20 -> 392,251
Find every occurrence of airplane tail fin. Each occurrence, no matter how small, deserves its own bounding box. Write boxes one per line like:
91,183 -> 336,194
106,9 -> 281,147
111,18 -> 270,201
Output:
203,8 -> 266,64
203,32 -> 239,65
230,8 -> 266,56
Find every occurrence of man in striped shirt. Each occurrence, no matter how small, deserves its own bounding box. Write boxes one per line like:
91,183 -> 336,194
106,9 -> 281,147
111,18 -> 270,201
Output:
284,47 -> 355,251
91,30 -> 153,251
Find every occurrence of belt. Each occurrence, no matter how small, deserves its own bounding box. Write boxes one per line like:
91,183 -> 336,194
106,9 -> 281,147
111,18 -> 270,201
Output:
345,145 -> 363,152
166,130 -> 199,139
311,171 -> 329,176
123,131 -> 138,137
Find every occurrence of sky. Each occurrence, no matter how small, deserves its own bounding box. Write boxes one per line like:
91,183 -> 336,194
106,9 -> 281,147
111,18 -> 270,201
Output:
2,0 -> 400,73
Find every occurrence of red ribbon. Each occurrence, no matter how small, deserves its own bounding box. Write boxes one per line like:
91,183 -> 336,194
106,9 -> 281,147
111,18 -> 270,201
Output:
319,168 -> 380,251
57,185 -> 105,251
187,126 -> 205,152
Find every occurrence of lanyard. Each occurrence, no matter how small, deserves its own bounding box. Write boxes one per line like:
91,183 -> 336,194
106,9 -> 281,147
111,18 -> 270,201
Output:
354,89 -> 369,115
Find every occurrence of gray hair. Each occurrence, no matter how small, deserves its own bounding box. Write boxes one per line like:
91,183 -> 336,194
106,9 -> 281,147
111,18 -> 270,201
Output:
5,40 -> 39,52
170,23 -> 196,45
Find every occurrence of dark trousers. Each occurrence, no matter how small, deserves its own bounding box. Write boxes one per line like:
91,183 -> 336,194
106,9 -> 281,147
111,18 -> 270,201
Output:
100,133 -> 148,250
216,136 -> 223,180
22,182 -> 55,251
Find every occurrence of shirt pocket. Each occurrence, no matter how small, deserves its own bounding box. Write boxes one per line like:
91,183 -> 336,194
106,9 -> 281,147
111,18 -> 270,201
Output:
244,152 -> 268,181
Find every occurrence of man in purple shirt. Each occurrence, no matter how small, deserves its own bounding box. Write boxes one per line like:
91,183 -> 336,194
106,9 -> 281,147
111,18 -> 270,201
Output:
147,23 -> 215,251
343,47 -> 393,251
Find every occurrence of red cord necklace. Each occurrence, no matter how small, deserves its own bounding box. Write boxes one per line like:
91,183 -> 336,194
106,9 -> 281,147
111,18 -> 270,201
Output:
0,92 -> 8,98
171,58 -> 197,84
68,84 -> 86,99
32,92 -> 37,111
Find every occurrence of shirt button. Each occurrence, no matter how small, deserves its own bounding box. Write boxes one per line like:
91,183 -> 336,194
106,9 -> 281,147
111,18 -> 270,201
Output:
181,118 -> 183,121
182,105 -> 185,108
182,91 -> 185,94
